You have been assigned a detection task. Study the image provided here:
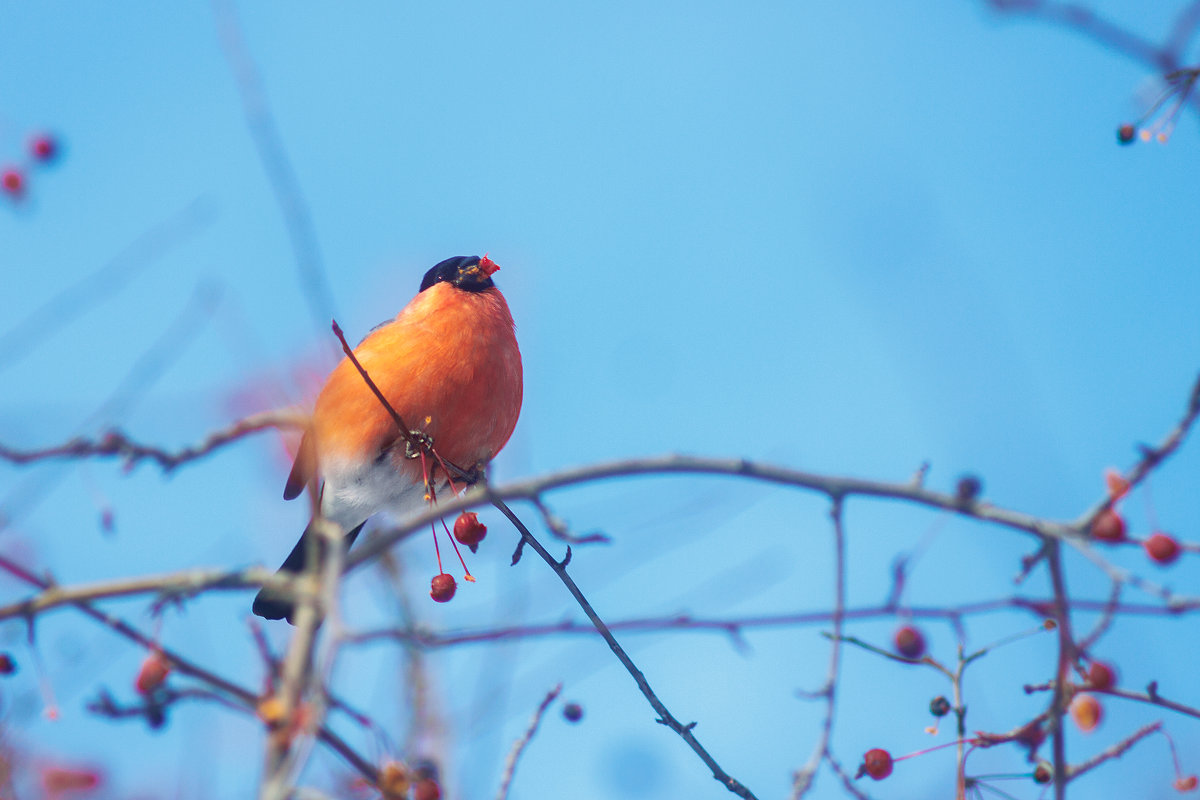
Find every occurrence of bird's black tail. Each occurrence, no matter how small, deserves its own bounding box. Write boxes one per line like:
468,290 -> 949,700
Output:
252,521 -> 366,623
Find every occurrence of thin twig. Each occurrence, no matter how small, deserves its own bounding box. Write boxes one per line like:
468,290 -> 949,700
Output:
0,554 -> 378,784
329,321 -> 415,451
343,595 -> 1197,649
1065,721 -> 1162,781
212,0 -> 337,336
791,497 -> 847,797
494,683 -> 562,800
495,498 -> 760,800
0,409 -> 304,471
1025,680 -> 1200,720
0,197 -> 216,373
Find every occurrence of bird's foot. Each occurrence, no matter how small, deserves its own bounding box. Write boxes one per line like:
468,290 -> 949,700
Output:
403,431 -> 435,459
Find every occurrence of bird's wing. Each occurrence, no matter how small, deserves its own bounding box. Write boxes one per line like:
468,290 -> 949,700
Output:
283,430 -> 317,500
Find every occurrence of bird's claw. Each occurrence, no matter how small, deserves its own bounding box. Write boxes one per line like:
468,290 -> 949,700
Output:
403,431 -> 434,459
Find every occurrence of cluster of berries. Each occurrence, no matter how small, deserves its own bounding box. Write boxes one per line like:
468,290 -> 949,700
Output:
429,511 -> 487,602
2,132 -> 59,201
1090,508 -> 1182,564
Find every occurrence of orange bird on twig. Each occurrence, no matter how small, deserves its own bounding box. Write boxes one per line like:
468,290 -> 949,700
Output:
253,255 -> 523,622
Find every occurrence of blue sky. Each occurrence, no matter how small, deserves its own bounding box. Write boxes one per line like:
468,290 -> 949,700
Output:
1,2 -> 1198,798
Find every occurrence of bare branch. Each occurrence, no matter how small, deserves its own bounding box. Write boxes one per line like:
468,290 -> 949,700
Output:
1065,721 -> 1162,782
0,409 -> 305,472
494,683 -> 562,800
495,498 -> 760,800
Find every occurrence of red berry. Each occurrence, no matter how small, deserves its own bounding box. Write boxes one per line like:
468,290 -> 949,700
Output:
1033,761 -> 1053,784
452,511 -> 487,552
1070,693 -> 1102,732
0,653 -> 15,675
30,134 -> 57,162
41,767 -> 101,793
1,168 -> 24,197
862,748 -> 893,780
1117,123 -> 1137,145
413,779 -> 442,800
1176,775 -> 1199,792
1090,509 -> 1126,542
135,650 -> 171,695
430,573 -> 456,603
1087,660 -> 1116,691
1145,532 -> 1181,565
893,625 -> 926,659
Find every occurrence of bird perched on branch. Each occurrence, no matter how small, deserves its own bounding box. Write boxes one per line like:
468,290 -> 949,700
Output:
253,255 -> 523,622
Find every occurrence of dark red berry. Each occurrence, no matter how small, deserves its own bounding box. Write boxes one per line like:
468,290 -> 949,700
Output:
1033,761 -> 1053,784
1116,123 -> 1136,145
430,573 -> 456,603
1,168 -> 24,197
893,625 -> 926,659
1090,509 -> 1126,543
1145,532 -> 1181,565
563,702 -> 583,722
413,779 -> 441,800
30,134 -> 58,162
0,653 -> 15,675
929,696 -> 951,717
452,511 -> 487,552
862,748 -> 893,780
1087,660 -> 1116,691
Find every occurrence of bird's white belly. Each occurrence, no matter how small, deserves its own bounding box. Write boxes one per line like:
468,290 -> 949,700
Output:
320,457 -> 437,530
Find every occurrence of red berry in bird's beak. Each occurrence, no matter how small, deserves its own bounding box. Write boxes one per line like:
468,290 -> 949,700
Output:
430,573 -> 457,602
478,254 -> 500,276
453,511 -> 487,552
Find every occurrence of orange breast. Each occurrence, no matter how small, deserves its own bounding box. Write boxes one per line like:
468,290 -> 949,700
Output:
305,283 -> 522,484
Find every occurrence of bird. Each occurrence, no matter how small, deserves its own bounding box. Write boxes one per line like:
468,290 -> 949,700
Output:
253,255 -> 523,622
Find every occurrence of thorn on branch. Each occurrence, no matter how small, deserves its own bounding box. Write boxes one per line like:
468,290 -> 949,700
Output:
558,546 -> 572,569
910,461 -> 930,488
510,537 -> 526,566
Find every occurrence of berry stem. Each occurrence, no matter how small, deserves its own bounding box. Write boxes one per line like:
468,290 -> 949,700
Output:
430,521 -> 444,574
441,516 -> 475,582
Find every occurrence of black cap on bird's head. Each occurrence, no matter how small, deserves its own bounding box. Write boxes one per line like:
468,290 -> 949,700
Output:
420,255 -> 500,293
